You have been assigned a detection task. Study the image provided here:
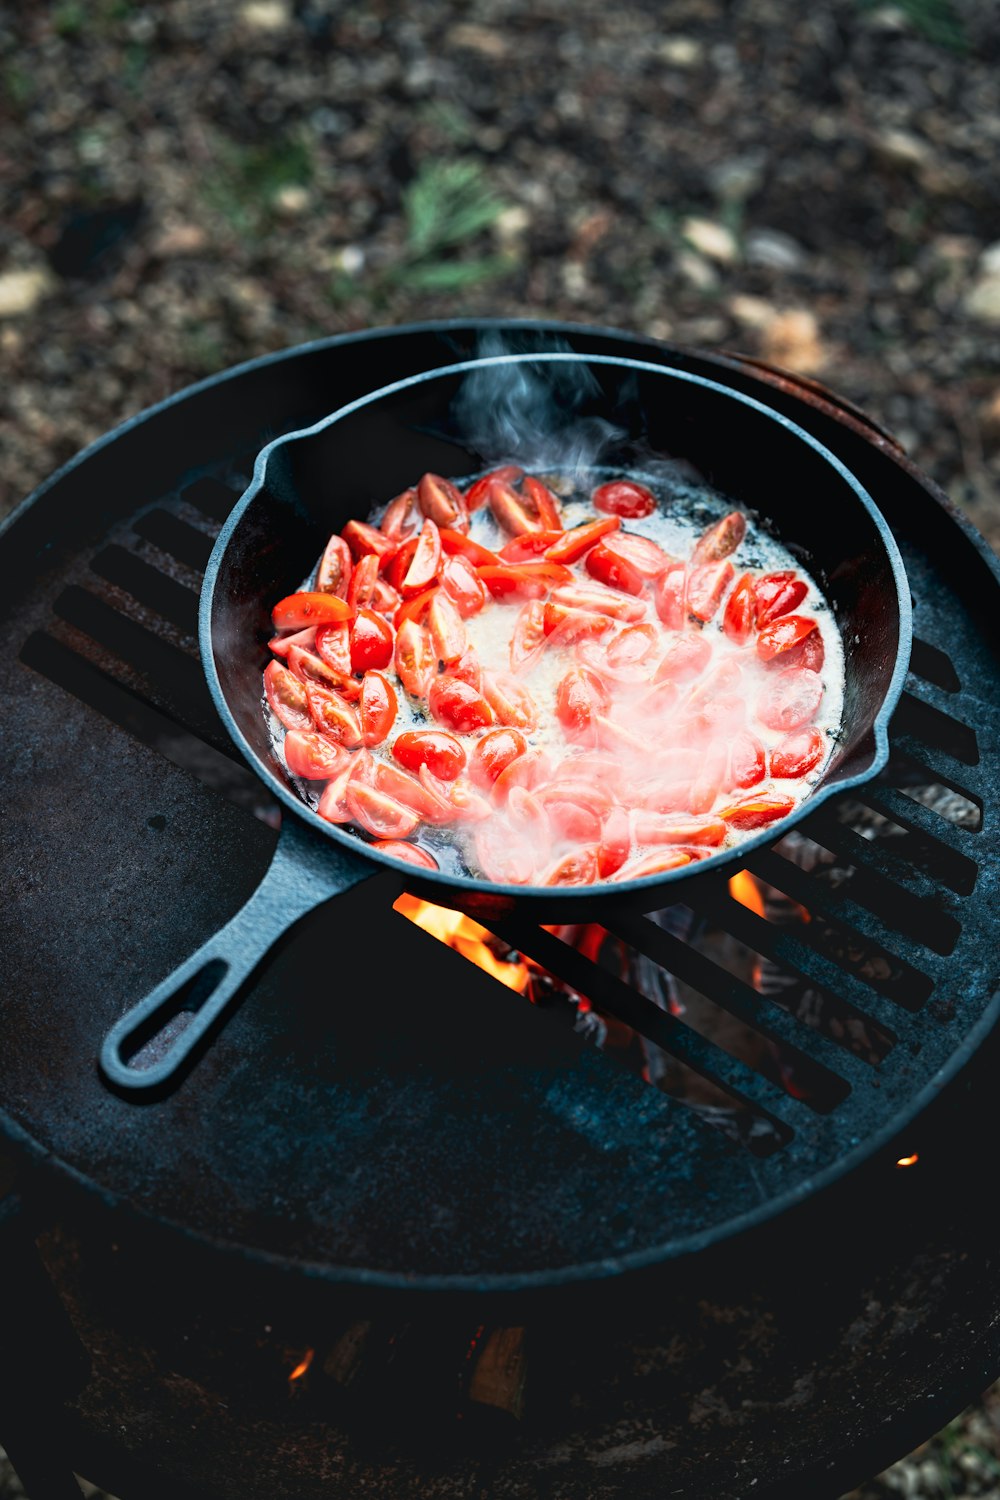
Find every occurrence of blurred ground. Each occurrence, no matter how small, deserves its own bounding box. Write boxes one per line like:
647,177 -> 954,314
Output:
2,1 -> 1000,1496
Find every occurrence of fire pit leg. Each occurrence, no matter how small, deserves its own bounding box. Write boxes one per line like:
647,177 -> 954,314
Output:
0,1187 -> 88,1500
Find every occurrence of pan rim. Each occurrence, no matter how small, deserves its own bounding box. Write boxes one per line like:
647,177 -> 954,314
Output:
200,351 -> 913,905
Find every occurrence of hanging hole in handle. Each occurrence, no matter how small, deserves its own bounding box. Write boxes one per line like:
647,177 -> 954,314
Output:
121,959 -> 229,1071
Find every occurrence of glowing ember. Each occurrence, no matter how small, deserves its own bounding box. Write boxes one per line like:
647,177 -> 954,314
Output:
895,1153 -> 919,1169
288,1349 -> 315,1382
728,869 -> 766,919
394,894 -> 530,992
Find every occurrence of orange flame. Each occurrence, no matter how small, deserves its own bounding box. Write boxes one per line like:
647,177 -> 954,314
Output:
729,870 -> 766,919
288,1349 -> 314,1382
394,894 -> 530,993
895,1153 -> 919,1169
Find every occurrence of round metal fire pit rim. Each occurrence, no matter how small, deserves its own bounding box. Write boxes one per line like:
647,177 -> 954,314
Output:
200,351 -> 913,910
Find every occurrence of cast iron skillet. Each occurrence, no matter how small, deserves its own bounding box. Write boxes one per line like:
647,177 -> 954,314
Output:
100,353 -> 912,1093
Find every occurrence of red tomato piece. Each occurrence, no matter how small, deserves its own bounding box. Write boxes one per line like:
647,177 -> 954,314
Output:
492,746 -> 552,799
612,850 -> 693,880
598,530 -> 672,580
417,472 -> 468,532
510,598 -> 547,671
757,614 -> 818,662
538,794 -> 603,844
499,531 -> 564,562
372,577 -> 400,614
555,667 -> 609,744
283,730 -> 349,781
507,784 -> 550,837
449,646 -> 483,691
267,625 -> 317,659
349,609 -> 394,673
770,726 -> 826,779
592,479 -> 656,518
595,714 -> 652,756
315,535 -> 353,597
428,592 -> 468,664
718,795 -> 795,829
287,643 -> 348,696
401,518 -> 442,596
478,562 -> 570,600
393,586 -> 437,630
314,622 -> 352,677
549,584 -> 646,622
543,847 -> 601,887
374,762 -> 454,823
755,571 -> 807,627
375,840 -> 439,870
316,761 -> 356,823
633,813 -> 727,846
687,560 -> 735,622
393,729 -> 466,782
728,730 -> 767,790
537,779 -> 613,818
521,475 -> 562,530
440,554 -> 488,618
394,619 -> 435,698
428,676 -> 494,733
443,774 -> 493,822
488,479 -> 544,536
474,824 -> 537,885
386,536 -> 418,593
585,540 -> 644,596
379,487 -> 420,540
271,591 -> 354,631
360,670 -> 397,747
597,806 -> 631,877
691,510 -> 746,564
306,684 -> 363,747
470,727 -> 527,786
341,519 -> 397,565
653,633 -> 712,682
464,465 -> 524,512
347,553 -> 380,610
346,783 -> 421,839
723,572 -> 757,645
654,563 -> 687,629
757,668 -> 824,731
765,629 -> 825,675
606,623 -> 658,670
263,660 -> 312,731
439,528 -> 499,567
545,515 -> 621,564
482,671 -> 539,731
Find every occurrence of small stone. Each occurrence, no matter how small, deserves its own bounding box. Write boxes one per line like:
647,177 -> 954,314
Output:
709,156 -> 765,203
151,224 -> 207,256
239,1 -> 290,29
744,228 -> 808,271
980,242 -> 1000,276
494,205 -> 531,245
728,294 -> 777,329
979,389 -> 1000,437
681,217 -> 738,265
561,261 -> 588,299
656,37 -> 703,67
273,185 -> 310,216
964,274 -> 1000,325
0,268 -> 54,318
760,309 -> 826,374
333,245 -> 365,275
448,23 -> 510,57
676,250 -> 719,291
873,128 -> 933,170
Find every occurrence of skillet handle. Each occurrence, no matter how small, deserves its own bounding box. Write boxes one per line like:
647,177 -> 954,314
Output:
99,819 -> 373,1097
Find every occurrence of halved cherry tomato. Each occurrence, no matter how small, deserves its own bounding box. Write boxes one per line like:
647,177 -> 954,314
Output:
375,840 -> 439,870
612,850 -> 693,880
543,847 -> 601,886
346,783 -> 421,839
347,553 -> 380,610
478,562 -> 570,600
267,625 -> 317,659
444,774 -> 493,822
606,623 -> 658,670
577,638 -> 650,690
315,622 -> 352,677
717,795 -> 795,829
756,614 -> 817,662
597,806 -> 631,877
287,643 -> 349,696
428,676 -> 494,733
394,619 -> 436,698
306,684 -> 363,747
585,540 -> 644,595
687,559 -> 734,621
499,530 -> 565,562
470,727 -> 527,786
521,475 -> 562,530
488,479 -> 544,536
474,824 -> 536,884
755,571 -> 807,627
549,584 -> 646,622
691,510 -> 746,564
428,592 -> 468,664
393,729 -> 466,782
374,762 -> 454,823
510,598 -> 547,671
283,730 -> 349,781
393,586 -> 437,630
449,646 -> 483,690
728,730 -> 767,789
537,791 -> 603,844
595,714 -> 653,755
545,515 -> 620,564
342,519 -> 397,565
464,465 -> 524,512
482,671 -> 538,731
492,746 -> 552,799
272,591 -> 354,631
401,518 -> 442,596
551,751 -> 623,793
349,609 -> 394,672
723,572 -> 757,645
555,667 -> 609,744
545,602 -> 615,645
372,577 -> 400,614
765,629 -> 825,675
386,536 -> 418,593
653,634 -> 712,682
633,813 -> 727,846
263,660 -> 312,731
597,530 -> 672,580
770,726 -> 825,779
507,785 -> 550,837
438,528 -> 500,567
316,761 -> 356,823
417,472 -> 468,532
592,479 -> 656,519
379,487 -> 420,540
315,535 -> 353,597
441,554 -> 488,618
360,670 -> 397,747
757,668 -> 824,731
654,564 -> 687,629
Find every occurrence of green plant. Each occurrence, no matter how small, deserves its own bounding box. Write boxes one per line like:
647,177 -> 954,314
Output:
391,158 -> 515,290
202,134 -> 313,234
857,0 -> 967,53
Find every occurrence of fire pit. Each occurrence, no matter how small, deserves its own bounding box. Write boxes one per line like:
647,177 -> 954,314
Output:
1,320 -> 999,1500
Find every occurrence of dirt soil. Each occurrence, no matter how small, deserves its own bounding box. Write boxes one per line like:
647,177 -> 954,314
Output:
2,1 -> 1000,1496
